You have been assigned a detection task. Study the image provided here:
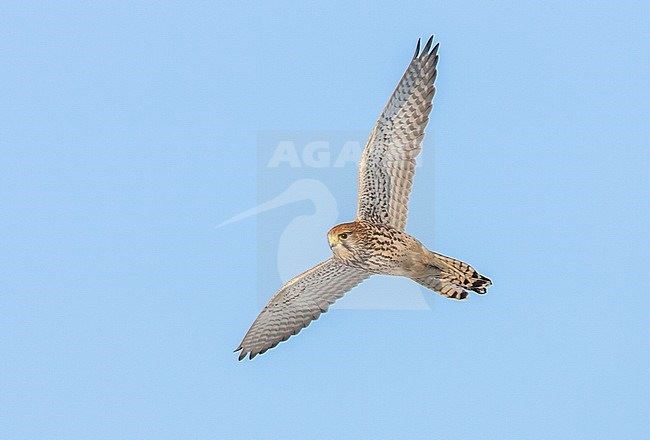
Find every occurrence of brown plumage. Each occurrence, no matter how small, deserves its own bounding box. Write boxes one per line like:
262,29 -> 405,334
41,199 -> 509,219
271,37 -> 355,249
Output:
235,36 -> 491,360
327,221 -> 490,299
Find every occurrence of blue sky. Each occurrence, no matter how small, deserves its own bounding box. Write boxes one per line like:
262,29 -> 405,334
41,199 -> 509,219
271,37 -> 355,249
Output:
1,1 -> 649,439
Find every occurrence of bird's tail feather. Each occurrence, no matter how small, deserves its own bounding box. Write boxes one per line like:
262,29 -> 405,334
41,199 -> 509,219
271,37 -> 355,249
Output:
413,276 -> 470,300
416,252 -> 491,299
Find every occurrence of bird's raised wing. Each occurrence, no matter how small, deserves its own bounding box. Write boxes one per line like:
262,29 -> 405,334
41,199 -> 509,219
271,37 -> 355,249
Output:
357,36 -> 439,230
235,259 -> 370,360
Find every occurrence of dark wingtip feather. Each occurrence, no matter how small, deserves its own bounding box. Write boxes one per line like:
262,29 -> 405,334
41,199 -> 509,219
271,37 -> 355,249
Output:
422,35 -> 434,54
432,42 -> 440,57
413,38 -> 421,58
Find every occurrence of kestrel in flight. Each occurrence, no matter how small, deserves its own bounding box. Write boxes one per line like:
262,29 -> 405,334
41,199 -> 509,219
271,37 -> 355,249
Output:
236,36 -> 491,360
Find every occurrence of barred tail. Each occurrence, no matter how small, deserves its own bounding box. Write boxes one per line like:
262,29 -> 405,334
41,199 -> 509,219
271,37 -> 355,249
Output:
413,275 -> 470,300
414,251 -> 491,300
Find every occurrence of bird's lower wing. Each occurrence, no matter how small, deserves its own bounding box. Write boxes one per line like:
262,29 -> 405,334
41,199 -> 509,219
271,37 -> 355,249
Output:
235,259 -> 370,360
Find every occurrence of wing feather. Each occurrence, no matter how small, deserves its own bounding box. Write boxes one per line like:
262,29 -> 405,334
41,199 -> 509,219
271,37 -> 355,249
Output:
235,259 -> 370,360
357,36 -> 439,230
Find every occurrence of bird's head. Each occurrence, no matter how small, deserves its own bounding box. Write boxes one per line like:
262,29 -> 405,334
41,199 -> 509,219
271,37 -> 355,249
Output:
327,222 -> 363,261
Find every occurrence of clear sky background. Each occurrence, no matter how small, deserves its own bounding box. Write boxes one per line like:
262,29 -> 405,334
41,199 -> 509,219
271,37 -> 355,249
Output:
1,1 -> 649,439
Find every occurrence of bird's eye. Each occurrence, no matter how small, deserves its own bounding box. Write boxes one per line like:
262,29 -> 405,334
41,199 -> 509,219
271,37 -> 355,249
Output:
339,233 -> 348,240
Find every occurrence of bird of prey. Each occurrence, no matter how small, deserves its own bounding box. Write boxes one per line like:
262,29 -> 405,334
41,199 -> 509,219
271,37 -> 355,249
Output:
236,36 -> 491,360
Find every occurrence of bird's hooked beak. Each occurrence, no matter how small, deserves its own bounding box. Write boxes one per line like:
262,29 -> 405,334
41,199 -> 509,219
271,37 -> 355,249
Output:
327,231 -> 339,249
327,228 -> 347,251
327,222 -> 356,252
